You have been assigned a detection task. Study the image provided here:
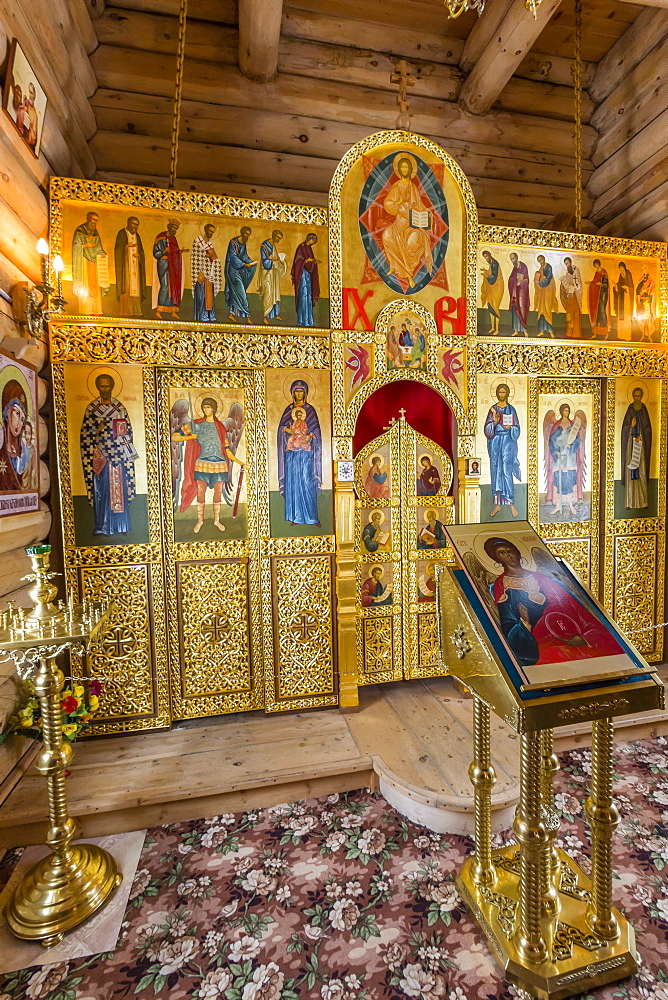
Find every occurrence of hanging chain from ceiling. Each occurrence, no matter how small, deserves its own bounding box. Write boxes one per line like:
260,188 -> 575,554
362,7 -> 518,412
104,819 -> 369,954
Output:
573,0 -> 583,230
169,0 -> 189,189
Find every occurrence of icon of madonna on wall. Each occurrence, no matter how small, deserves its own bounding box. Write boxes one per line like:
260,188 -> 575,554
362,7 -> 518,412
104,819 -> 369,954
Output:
277,379 -> 323,525
359,150 -> 449,296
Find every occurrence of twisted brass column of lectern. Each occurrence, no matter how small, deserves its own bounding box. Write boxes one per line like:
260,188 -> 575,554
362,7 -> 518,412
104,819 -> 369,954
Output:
540,728 -> 560,916
585,717 -> 620,941
469,697 -> 496,886
513,731 -> 549,965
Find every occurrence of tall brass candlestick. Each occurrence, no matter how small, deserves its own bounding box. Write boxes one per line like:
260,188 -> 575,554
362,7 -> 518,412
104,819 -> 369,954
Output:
1,545 -> 120,947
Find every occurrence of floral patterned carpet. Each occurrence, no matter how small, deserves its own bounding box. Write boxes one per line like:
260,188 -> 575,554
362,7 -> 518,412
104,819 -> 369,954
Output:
1,737 -> 668,1000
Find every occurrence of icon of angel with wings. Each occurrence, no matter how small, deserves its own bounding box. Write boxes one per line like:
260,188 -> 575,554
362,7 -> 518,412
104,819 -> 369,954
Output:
462,537 -> 622,669
170,394 -> 244,534
543,401 -> 587,519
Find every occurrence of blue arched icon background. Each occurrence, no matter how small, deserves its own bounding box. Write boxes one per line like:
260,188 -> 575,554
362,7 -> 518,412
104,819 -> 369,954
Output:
358,150 -> 449,297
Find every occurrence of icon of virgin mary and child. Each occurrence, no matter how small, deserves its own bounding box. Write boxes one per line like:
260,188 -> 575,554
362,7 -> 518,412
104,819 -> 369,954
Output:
481,536 -> 623,669
277,379 -> 323,525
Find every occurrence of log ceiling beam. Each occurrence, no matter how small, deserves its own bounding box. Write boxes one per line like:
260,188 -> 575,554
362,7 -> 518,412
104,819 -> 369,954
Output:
90,45 -> 596,159
90,130 -> 587,218
614,0 -> 668,8
459,0 -> 563,115
238,0 -> 283,83
589,6 -> 668,104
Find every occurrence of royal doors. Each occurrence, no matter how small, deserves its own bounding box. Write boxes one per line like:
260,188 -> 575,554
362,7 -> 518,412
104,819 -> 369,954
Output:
353,412 -> 454,683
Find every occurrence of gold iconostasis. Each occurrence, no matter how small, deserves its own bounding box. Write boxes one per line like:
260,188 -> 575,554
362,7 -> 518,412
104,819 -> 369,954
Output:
45,131 -> 668,733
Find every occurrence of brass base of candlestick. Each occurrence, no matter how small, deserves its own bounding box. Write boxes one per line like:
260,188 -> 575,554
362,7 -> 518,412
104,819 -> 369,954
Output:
7,843 -> 122,947
457,846 -> 637,1000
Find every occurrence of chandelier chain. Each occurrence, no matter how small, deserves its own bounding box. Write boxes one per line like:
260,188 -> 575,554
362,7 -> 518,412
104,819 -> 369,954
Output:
573,0 -> 583,230
169,0 -> 188,190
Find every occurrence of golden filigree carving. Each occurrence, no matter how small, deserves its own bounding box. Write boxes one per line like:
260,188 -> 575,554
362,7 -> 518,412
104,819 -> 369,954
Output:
78,563 -> 170,732
178,561 -> 253,699
261,536 -> 336,557
474,341 -> 668,377
613,535 -> 657,657
271,555 -> 335,701
546,539 -> 591,589
362,615 -> 394,676
51,323 -> 330,368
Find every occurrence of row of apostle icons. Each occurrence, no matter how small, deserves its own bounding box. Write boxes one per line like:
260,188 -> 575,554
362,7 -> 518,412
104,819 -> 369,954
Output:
479,250 -> 659,342
479,379 -> 655,523
360,561 -> 437,607
78,373 -> 327,543
71,213 -> 322,326
360,507 -> 449,554
360,449 -> 448,501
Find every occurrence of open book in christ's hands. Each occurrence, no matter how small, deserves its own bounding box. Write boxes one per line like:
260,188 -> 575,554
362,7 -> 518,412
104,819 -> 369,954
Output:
409,209 -> 432,230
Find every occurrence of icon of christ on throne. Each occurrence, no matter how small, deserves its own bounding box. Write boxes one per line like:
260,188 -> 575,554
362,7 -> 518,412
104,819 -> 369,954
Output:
358,151 -> 449,295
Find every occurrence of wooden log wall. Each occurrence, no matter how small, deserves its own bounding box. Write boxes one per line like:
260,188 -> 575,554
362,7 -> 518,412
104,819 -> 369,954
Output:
87,0 -> 603,228
586,6 -> 668,241
0,0 -> 97,794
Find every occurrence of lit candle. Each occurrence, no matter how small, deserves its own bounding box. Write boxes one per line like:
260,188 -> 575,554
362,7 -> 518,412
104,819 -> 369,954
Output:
37,237 -> 49,257
53,254 -> 64,273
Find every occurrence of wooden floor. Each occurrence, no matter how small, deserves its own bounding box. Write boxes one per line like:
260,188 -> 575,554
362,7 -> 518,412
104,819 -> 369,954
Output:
1,675 -> 667,849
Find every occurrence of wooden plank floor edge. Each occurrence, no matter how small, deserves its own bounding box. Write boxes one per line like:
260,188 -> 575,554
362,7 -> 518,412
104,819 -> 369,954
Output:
0,768 -> 378,850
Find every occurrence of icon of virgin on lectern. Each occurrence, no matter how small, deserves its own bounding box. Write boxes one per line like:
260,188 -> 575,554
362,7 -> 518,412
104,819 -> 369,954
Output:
358,150 -> 449,295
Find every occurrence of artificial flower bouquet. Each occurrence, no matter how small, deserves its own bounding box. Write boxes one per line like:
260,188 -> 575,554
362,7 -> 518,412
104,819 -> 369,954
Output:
0,677 -> 102,744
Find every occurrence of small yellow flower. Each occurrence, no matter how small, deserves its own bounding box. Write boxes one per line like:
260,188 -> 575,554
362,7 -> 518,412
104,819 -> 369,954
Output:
73,684 -> 85,698
89,695 -> 99,711
62,723 -> 78,737
60,688 -> 72,700
20,715 -> 34,727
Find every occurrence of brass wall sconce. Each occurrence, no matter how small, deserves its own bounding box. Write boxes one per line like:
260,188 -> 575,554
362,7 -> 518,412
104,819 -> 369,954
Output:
22,238 -> 67,339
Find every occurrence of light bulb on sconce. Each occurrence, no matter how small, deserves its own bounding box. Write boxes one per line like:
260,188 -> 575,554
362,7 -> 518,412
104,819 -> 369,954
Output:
24,237 -> 58,337
51,255 -> 67,314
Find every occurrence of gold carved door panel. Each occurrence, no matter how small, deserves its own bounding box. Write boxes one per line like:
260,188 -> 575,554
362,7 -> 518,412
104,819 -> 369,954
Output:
158,369 -> 264,719
354,414 -> 454,684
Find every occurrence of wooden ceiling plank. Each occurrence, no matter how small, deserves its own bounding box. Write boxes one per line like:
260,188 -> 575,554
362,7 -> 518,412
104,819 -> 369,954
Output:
110,0 -> 236,21
597,177 -> 668,237
589,6 -> 668,104
459,0 -> 563,115
590,145 -> 668,228
494,76 -> 592,123
95,169 -> 330,205
515,49 -> 593,89
91,89 -> 591,186
91,131 -> 580,219
591,75 -> 668,167
95,8 -> 461,101
90,45 -> 596,158
239,0 -> 283,83
281,7 -> 464,65
588,106 -> 668,195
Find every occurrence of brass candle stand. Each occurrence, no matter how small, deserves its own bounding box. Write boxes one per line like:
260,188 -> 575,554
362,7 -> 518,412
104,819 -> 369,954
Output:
0,545 -> 120,947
